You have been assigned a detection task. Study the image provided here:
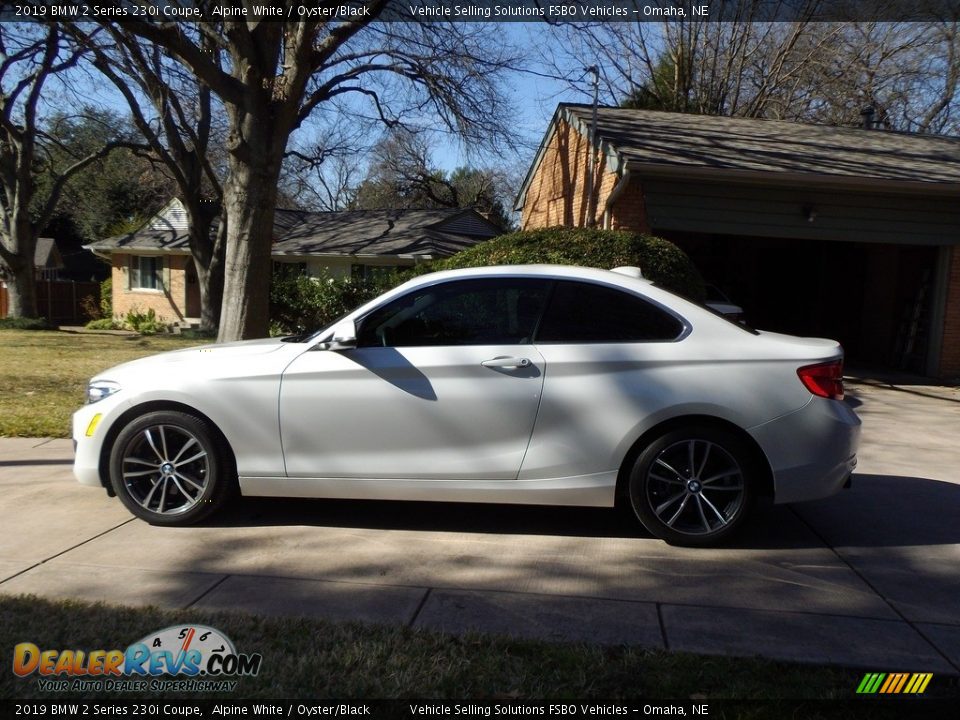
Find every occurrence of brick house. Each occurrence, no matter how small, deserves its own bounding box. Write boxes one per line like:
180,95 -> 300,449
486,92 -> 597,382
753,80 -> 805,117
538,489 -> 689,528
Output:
86,199 -> 501,327
516,104 -> 960,378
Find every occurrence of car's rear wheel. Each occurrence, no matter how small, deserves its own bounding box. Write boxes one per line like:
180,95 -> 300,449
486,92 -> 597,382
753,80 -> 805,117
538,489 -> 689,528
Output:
628,426 -> 754,546
108,411 -> 233,526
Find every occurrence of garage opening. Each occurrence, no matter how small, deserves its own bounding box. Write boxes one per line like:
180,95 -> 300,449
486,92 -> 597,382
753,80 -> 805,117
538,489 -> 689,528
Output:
667,232 -> 939,373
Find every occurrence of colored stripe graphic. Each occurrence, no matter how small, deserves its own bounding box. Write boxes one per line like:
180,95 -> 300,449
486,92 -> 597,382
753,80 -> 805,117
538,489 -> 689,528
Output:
913,673 -> 933,694
857,673 -> 886,694
857,672 -> 932,694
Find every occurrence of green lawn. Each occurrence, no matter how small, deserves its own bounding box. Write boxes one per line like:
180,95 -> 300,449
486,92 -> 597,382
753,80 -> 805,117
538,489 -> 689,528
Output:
0,330 -> 202,438
1,594 -> 908,706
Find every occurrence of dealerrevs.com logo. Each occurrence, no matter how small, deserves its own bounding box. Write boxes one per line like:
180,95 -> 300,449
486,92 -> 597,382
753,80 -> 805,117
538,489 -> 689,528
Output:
13,625 -> 262,693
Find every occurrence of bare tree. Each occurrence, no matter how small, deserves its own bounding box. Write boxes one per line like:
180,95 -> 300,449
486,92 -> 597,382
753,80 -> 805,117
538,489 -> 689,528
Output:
542,8 -> 833,118
71,26 -> 228,332
0,23 -> 126,318
281,118 -> 374,211
542,3 -> 959,134
350,129 -> 514,228
788,21 -> 960,133
95,2 -> 518,341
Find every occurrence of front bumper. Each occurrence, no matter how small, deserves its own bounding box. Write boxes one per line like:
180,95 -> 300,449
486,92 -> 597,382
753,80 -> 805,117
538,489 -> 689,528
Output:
749,396 -> 861,504
72,394 -> 131,488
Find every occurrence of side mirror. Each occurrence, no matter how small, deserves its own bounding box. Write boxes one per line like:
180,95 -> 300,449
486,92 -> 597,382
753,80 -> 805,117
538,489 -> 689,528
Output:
317,319 -> 357,351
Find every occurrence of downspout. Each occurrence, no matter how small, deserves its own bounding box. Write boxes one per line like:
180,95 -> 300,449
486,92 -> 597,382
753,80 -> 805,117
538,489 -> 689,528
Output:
585,66 -> 599,227
602,169 -> 632,230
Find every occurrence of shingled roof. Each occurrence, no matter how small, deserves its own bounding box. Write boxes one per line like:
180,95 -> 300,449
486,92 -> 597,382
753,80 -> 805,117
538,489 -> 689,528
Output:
87,202 -> 500,259
518,104 -> 960,207
34,237 -> 64,269
273,208 -> 500,258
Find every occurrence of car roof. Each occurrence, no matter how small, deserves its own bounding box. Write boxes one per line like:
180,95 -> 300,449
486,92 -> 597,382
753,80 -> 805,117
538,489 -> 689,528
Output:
407,263 -> 653,290
402,264 -> 698,312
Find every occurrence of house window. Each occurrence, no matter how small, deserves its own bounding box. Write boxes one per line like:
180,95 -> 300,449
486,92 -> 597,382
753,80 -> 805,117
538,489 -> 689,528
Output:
352,264 -> 395,282
130,256 -> 163,290
274,261 -> 307,277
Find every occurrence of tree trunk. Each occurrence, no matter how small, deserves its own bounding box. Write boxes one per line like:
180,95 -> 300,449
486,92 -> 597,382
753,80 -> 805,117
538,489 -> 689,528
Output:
195,224 -> 225,334
216,94 -> 292,342
1,215 -> 40,318
183,200 -> 226,334
217,175 -> 278,341
3,250 -> 39,319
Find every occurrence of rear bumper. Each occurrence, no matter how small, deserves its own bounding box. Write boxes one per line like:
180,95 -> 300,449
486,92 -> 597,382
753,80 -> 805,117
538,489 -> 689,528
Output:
749,397 -> 861,504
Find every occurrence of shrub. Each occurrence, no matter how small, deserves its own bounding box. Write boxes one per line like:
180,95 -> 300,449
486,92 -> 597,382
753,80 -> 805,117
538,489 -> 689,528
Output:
269,269 -> 400,336
80,293 -> 100,322
177,328 -> 217,341
428,227 -> 705,301
100,276 -> 113,318
85,318 -> 119,330
80,277 -> 112,322
0,316 -> 55,331
122,307 -> 165,335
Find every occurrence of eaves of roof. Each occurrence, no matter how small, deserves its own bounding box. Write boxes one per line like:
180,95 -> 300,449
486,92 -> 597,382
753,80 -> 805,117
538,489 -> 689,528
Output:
515,103 -> 960,209
626,160 -> 960,196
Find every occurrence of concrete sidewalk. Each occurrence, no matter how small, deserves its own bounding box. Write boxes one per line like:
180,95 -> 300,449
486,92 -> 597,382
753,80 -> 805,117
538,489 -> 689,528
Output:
1,380 -> 958,675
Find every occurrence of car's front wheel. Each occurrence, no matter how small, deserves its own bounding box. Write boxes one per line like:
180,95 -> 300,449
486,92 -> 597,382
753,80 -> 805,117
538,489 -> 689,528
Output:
108,410 -> 233,526
628,426 -> 755,546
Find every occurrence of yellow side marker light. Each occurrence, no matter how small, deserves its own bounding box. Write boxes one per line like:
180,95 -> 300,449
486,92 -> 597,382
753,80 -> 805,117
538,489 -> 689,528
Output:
85,414 -> 103,437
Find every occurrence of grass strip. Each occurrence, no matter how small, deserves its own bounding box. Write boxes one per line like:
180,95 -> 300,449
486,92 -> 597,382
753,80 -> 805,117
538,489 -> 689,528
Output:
0,330 -> 201,438
4,593 -> 948,704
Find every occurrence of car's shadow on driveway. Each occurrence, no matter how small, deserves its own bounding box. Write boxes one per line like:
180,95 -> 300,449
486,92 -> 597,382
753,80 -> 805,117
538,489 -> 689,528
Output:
788,473 -> 960,548
210,496 -> 648,539
200,473 -> 960,550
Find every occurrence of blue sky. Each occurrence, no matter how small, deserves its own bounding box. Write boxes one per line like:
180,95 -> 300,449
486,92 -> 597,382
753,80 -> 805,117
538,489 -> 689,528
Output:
430,22 -> 594,173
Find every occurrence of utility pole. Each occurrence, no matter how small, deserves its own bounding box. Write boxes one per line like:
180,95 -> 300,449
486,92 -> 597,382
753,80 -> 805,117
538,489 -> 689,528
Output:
585,65 -> 599,227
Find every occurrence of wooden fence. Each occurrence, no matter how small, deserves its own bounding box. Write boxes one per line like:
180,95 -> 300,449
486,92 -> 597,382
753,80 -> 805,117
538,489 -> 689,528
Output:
0,280 -> 100,324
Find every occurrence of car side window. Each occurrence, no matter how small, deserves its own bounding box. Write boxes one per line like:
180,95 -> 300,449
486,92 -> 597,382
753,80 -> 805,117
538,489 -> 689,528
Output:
536,280 -> 684,343
357,278 -> 551,347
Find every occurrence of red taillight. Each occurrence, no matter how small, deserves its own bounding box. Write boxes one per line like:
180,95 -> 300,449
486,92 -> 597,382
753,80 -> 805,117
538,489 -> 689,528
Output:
797,360 -> 844,400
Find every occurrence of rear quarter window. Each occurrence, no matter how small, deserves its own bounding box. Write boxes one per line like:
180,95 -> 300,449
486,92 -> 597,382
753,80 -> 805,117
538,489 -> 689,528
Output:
535,280 -> 685,343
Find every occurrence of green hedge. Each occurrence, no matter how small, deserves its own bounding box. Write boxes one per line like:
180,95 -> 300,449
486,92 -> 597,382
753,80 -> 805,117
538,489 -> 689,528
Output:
269,269 -> 401,335
0,317 -> 55,331
429,227 -> 705,301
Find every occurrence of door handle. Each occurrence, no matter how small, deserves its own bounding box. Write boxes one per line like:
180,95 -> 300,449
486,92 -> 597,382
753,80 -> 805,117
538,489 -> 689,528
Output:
481,356 -> 531,369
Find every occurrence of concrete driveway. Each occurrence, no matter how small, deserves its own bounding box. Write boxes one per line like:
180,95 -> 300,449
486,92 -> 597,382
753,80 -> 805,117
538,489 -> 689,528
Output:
1,379 -> 958,674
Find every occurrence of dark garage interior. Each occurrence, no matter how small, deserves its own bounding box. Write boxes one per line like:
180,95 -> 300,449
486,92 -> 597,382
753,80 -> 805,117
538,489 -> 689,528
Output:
668,232 -> 939,373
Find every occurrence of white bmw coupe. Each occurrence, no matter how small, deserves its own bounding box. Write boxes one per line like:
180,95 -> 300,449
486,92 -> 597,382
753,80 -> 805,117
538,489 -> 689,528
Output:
73,265 -> 860,546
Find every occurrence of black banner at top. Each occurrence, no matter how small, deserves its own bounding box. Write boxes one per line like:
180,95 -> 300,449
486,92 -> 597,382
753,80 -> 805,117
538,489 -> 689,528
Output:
3,0 -> 960,24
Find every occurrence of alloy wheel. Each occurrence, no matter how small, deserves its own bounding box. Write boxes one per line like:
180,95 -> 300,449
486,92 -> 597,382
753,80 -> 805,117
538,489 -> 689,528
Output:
644,439 -> 746,536
120,424 -> 210,515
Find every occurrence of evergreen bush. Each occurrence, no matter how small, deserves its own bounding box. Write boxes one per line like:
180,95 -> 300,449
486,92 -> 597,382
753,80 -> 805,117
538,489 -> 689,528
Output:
429,227 -> 705,301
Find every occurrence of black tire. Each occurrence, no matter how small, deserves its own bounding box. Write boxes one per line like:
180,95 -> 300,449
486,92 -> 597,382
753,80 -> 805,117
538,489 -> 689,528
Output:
628,425 -> 755,547
108,410 -> 234,526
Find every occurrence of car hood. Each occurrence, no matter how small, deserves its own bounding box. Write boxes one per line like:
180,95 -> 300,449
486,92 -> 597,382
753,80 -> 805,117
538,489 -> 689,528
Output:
92,337 -> 293,381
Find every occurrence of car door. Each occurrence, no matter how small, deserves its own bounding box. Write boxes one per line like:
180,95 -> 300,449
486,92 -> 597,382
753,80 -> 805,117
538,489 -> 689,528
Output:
519,280 -> 689,481
279,277 -> 551,480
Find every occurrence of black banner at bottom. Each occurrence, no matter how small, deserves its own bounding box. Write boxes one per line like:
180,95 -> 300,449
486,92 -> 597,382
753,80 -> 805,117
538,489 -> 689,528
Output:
3,699 -> 960,720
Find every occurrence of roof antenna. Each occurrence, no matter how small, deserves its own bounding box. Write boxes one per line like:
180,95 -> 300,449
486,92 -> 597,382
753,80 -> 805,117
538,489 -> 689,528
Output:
585,66 -> 600,227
